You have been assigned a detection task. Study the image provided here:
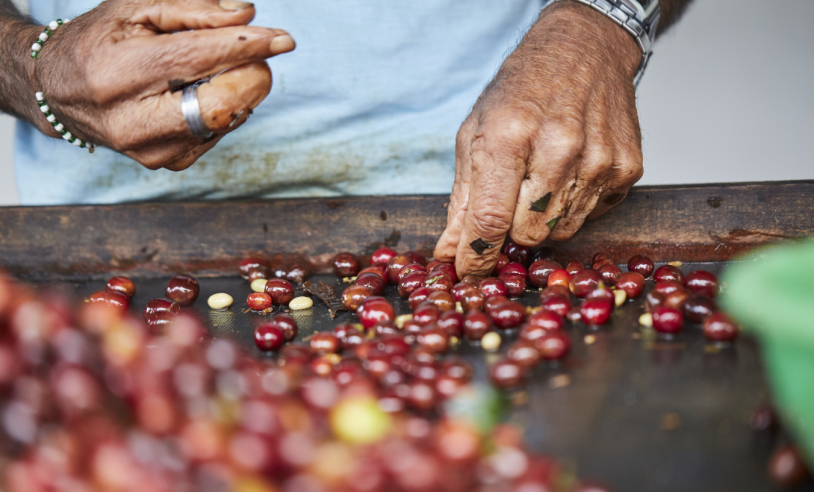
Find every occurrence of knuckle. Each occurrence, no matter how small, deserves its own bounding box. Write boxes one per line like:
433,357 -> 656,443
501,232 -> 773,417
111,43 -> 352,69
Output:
578,163 -> 605,184
134,153 -> 165,171
474,109 -> 538,156
617,155 -> 644,185
472,208 -> 512,239
588,144 -> 614,168
540,121 -> 586,163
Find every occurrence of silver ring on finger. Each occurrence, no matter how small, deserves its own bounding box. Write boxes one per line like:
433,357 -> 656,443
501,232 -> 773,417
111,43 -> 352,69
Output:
181,82 -> 213,140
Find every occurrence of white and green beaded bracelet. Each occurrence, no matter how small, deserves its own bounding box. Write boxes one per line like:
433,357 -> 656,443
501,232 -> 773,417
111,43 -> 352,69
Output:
35,92 -> 93,151
31,18 -> 69,59
31,19 -> 95,152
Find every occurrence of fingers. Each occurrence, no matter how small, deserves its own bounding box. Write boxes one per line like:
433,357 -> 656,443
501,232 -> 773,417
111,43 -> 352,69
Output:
547,174 -> 601,241
105,62 -> 270,152
197,61 -> 271,133
136,26 -> 291,93
586,153 -> 643,219
453,117 -> 529,279
89,26 -> 291,101
434,117 -> 477,263
131,0 -> 257,32
126,135 -> 223,171
507,121 -> 585,246
588,108 -> 643,219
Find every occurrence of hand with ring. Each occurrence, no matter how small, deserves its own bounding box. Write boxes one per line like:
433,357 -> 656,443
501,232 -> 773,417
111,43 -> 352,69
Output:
25,0 -> 295,171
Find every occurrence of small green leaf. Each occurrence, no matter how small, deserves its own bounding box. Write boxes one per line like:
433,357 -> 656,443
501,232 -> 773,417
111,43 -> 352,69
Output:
425,275 -> 444,285
529,192 -> 553,213
546,216 -> 562,230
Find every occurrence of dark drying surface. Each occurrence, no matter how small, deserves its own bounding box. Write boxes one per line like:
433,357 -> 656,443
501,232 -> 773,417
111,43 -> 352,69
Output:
43,262 -> 811,492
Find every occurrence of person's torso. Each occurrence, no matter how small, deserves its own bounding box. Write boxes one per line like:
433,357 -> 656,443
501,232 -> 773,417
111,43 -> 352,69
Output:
16,0 -> 544,204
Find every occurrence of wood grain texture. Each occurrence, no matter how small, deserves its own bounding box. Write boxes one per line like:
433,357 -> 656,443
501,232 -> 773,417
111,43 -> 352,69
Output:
1,181 -> 812,280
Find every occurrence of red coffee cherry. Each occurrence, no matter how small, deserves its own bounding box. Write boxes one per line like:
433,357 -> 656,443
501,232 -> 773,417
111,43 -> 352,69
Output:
570,270 -> 601,298
654,265 -> 685,283
480,278 -> 507,298
357,296 -> 395,330
501,273 -> 526,298
580,300 -> 612,326
703,312 -> 738,342
490,301 -> 526,330
652,306 -> 684,334
355,272 -> 386,295
255,324 -> 285,351
547,269 -> 571,288
463,311 -> 492,341
627,255 -> 654,278
492,253 -> 510,276
534,331 -> 571,360
528,260 -> 563,287
264,278 -> 295,305
684,270 -> 719,298
489,359 -> 525,388
106,276 -> 136,298
370,247 -> 397,265
616,272 -> 645,299
247,293 -> 272,311
166,274 -> 200,307
332,252 -> 360,278
341,285 -> 372,311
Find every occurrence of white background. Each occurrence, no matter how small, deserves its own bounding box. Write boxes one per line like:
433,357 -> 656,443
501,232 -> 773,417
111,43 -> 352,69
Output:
1,0 -> 812,206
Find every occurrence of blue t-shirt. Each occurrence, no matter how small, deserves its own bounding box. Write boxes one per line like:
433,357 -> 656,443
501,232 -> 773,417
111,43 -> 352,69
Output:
16,0 -> 544,205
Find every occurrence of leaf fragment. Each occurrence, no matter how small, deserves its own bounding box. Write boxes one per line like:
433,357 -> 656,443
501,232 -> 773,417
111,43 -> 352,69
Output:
529,192 -> 553,213
302,281 -> 347,318
469,238 -> 494,255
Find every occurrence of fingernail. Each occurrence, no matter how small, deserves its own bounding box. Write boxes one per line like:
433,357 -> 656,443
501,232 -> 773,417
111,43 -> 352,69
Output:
219,0 -> 253,11
546,216 -> 562,230
270,34 -> 295,54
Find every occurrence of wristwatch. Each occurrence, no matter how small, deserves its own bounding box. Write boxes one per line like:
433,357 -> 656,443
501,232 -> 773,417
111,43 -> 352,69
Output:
544,0 -> 661,86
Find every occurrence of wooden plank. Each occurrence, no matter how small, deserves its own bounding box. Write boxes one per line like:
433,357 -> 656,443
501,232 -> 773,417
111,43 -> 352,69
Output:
540,180 -> 814,265
0,181 -> 812,280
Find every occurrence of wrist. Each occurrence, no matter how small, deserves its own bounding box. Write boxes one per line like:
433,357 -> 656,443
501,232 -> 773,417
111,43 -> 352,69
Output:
0,18 -> 54,133
536,1 -> 641,81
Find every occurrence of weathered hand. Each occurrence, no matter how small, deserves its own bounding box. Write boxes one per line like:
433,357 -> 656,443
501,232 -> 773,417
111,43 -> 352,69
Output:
434,2 -> 644,278
28,0 -> 294,171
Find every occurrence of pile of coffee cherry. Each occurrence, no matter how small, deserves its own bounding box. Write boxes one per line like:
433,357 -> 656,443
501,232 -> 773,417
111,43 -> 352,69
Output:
235,241 -> 735,390
0,271 -> 607,492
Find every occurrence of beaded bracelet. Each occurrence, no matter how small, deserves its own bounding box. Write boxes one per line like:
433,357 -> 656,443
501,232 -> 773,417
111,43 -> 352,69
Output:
31,18 -> 95,152
31,18 -> 68,59
35,92 -> 93,150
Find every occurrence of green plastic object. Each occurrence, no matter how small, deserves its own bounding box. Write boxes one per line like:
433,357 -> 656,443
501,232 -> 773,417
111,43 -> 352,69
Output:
722,239 -> 814,468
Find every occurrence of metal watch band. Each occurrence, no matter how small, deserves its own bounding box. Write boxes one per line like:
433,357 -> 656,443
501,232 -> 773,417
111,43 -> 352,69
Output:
546,0 -> 661,86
